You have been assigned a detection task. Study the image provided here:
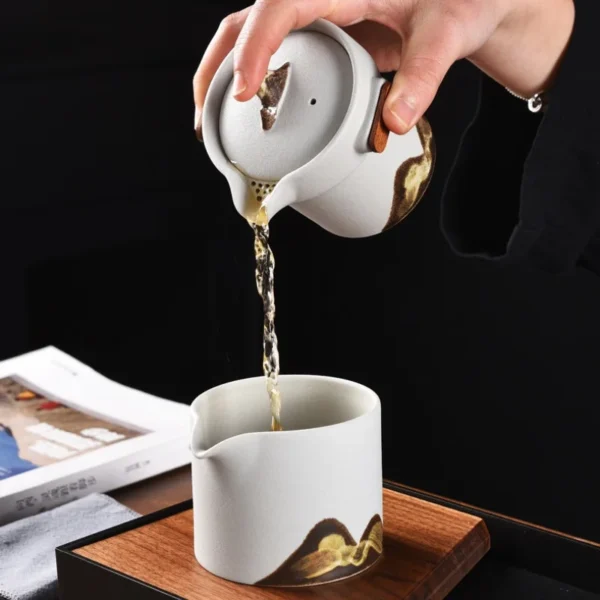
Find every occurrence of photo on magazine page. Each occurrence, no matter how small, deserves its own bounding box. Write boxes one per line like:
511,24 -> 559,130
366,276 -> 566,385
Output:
0,375 -> 142,481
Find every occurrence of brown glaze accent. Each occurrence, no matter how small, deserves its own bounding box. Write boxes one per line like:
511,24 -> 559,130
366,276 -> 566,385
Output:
256,62 -> 290,130
195,125 -> 203,142
383,116 -> 436,231
257,514 -> 383,586
82,486 -> 489,599
368,81 -> 392,153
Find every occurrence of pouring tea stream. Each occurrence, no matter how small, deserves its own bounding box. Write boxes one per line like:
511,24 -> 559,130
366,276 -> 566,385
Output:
200,19 -> 435,431
189,17 -> 433,587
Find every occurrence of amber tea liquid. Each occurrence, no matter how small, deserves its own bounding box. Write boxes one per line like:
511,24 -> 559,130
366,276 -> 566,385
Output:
247,179 -> 282,432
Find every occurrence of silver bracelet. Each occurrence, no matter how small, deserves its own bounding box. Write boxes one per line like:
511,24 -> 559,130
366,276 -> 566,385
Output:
505,87 -> 547,113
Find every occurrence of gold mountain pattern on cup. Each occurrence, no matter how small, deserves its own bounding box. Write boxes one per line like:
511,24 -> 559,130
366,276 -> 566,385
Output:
257,514 -> 383,587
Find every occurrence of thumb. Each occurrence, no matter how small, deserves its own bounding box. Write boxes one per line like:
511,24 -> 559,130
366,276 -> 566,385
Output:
384,19 -> 461,134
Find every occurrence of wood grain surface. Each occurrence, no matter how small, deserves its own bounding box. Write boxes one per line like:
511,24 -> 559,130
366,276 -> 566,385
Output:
110,465 -> 192,515
111,470 -> 600,551
368,80 -> 392,153
80,486 -> 490,600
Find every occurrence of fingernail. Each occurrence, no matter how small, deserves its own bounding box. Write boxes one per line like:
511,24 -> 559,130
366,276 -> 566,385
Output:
232,70 -> 247,97
194,106 -> 203,142
389,93 -> 418,129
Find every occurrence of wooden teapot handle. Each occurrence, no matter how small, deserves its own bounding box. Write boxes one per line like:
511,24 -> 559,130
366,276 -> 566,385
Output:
367,81 -> 392,153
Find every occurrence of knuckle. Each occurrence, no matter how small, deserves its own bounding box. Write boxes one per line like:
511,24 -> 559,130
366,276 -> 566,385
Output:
254,0 -> 296,24
442,0 -> 482,23
219,11 -> 242,32
193,59 -> 211,82
437,15 -> 463,48
403,56 -> 445,90
234,25 -> 278,59
255,0 -> 281,8
233,31 -> 251,55
253,0 -> 281,15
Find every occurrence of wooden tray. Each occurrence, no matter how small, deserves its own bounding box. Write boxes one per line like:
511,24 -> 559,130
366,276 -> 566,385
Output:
57,485 -> 490,600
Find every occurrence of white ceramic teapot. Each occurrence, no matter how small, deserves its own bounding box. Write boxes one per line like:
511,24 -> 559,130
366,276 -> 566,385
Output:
201,19 -> 435,237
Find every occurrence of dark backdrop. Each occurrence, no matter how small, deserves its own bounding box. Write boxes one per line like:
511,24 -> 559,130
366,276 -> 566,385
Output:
2,1 -> 599,542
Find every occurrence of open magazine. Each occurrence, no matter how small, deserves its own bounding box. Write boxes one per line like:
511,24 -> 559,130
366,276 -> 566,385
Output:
0,346 -> 190,525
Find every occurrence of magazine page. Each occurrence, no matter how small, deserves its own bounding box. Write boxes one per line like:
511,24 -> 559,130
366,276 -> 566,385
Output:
0,374 -> 142,482
0,346 -> 188,432
0,347 -> 191,521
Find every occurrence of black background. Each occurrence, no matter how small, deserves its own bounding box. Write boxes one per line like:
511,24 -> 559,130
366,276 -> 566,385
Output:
2,1 -> 599,542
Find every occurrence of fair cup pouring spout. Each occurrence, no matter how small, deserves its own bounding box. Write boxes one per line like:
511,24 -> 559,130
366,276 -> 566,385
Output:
190,375 -> 383,587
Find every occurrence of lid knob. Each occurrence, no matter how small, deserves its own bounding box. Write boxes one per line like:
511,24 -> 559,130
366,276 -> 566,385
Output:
257,62 -> 290,131
219,30 -> 353,182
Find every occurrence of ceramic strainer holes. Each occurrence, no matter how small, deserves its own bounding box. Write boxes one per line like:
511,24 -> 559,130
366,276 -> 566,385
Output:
249,179 -> 276,202
310,98 -> 317,105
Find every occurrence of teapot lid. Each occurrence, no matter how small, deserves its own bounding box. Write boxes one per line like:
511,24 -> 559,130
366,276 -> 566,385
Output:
219,30 -> 353,182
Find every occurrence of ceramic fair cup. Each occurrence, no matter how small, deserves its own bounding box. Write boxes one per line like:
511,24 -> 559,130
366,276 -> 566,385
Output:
190,375 -> 382,586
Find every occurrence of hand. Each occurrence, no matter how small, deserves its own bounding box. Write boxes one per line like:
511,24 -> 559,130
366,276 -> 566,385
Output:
194,0 -> 574,136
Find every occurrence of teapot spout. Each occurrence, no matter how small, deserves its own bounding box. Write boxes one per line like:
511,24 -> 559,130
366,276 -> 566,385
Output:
261,182 -> 297,221
225,165 -> 297,223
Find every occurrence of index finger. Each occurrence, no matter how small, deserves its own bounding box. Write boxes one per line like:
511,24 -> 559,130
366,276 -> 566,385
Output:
193,7 -> 252,112
232,0 -> 369,101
